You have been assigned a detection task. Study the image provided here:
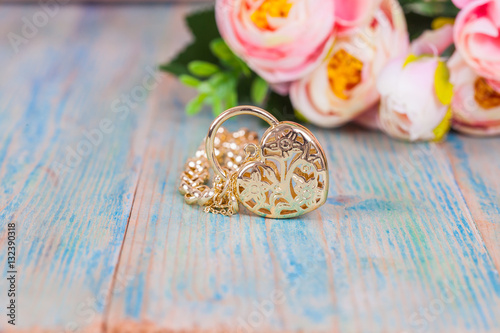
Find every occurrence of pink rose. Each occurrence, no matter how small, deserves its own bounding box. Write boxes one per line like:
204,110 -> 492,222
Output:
215,0 -> 335,85
449,52 -> 500,136
452,0 -> 479,9
334,0 -> 382,34
376,55 -> 453,141
289,0 -> 408,127
454,0 -> 500,82
353,24 -> 455,137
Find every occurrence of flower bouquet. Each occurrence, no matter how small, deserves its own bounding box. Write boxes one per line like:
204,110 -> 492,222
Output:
160,0 -> 500,141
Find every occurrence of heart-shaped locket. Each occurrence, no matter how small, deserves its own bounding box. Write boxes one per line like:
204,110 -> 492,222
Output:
236,122 -> 328,218
205,106 -> 329,219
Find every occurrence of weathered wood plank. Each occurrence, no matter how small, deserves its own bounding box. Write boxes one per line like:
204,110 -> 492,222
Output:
106,86 -> 500,332
0,5 -> 185,332
444,135 -> 500,272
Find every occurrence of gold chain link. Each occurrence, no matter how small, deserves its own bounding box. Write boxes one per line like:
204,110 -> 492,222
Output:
178,127 -> 259,216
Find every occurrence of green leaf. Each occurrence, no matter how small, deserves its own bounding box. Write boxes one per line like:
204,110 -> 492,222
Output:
251,76 -> 269,105
186,94 -> 207,115
213,74 -> 238,111
159,8 -> 220,77
209,37 -> 252,76
210,38 -> 233,62
238,58 -> 252,77
159,7 -> 284,118
198,82 -> 213,94
210,38 -> 243,69
403,0 -> 459,41
294,109 -> 309,123
188,61 -> 220,77
220,75 -> 236,98
179,75 -> 201,88
403,0 -> 459,17
212,95 -> 223,116
208,72 -> 228,88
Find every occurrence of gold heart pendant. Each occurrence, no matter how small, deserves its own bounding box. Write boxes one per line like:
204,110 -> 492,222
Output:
206,106 -> 329,218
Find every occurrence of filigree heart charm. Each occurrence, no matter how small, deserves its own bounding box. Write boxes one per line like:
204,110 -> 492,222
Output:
205,106 -> 329,219
236,122 -> 328,218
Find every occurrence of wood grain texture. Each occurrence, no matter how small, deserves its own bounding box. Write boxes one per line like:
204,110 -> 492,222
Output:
0,4 -> 499,333
444,135 -> 500,272
105,94 -> 500,332
0,4 -> 190,332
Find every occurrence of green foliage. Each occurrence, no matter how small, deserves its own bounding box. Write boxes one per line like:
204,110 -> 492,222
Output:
251,77 -> 269,105
159,9 -> 220,77
186,93 -> 207,115
179,75 -> 201,88
400,0 -> 459,17
188,61 -> 219,77
402,0 -> 458,40
160,8 -> 261,116
405,12 -> 435,40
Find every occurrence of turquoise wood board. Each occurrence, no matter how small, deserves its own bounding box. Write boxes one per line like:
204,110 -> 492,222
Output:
0,4 -> 499,333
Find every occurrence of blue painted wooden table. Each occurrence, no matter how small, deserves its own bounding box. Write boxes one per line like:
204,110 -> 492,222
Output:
0,4 -> 499,333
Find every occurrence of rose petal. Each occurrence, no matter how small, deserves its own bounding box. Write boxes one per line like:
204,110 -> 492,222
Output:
334,0 -> 380,31
411,24 -> 454,56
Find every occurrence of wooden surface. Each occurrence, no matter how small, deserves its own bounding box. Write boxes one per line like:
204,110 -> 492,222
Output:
0,4 -> 499,333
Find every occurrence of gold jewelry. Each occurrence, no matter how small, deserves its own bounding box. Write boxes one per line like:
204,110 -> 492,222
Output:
179,106 -> 329,218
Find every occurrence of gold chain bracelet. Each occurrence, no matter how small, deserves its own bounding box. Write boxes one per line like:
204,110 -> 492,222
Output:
178,127 -> 259,216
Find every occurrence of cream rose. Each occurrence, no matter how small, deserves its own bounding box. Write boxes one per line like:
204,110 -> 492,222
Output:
289,0 -> 408,127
